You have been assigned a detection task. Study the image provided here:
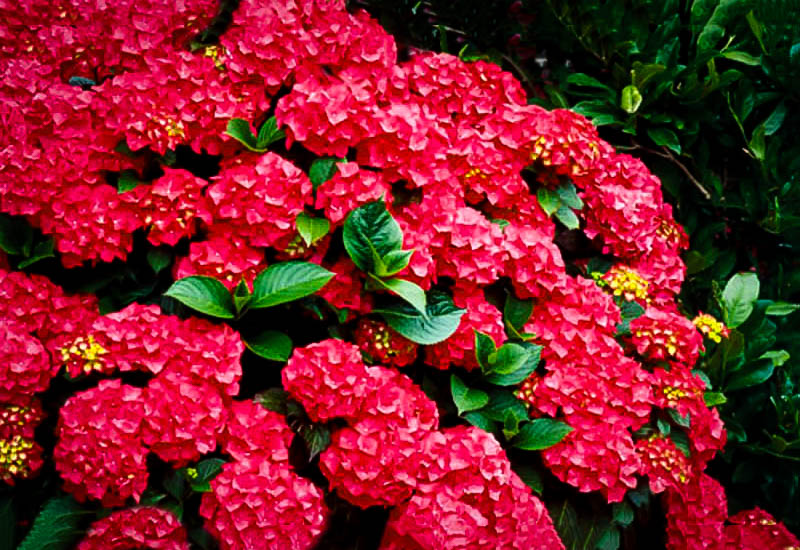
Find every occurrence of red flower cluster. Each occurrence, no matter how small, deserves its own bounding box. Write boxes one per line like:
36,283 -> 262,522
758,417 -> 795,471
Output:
725,508 -> 800,549
77,506 -> 190,550
354,318 -> 418,367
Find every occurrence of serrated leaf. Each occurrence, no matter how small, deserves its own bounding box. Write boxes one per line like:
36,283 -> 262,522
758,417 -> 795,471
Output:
165,276 -> 235,319
513,418 -> 573,450
147,248 -> 172,274
487,343 -> 532,375
309,158 -> 340,189
647,126 -> 681,154
554,205 -> 580,229
225,118 -> 261,151
251,261 -> 334,309
483,389 -> 529,422
722,272 -> 760,327
474,330 -> 497,370
244,330 -> 292,362
254,389 -> 289,414
369,275 -> 426,314
343,199 -> 403,274
765,302 -> 799,316
299,424 -> 330,460
621,85 -> 643,113
18,495 -> 89,550
255,116 -> 285,149
296,213 -> 330,247
484,343 -> 540,386
536,188 -> 561,216
451,374 -> 489,415
376,291 -> 465,345
377,249 -> 413,277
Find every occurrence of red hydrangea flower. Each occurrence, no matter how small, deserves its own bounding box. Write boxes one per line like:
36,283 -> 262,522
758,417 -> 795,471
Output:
425,283 -> 505,371
0,320 -> 58,404
354,318 -> 417,367
315,258 -> 371,317
54,380 -> 148,507
174,236 -> 265,291
725,508 -> 800,549
118,167 -> 212,246
381,426 -> 564,550
207,152 -> 313,249
199,458 -> 329,550
0,399 -> 44,440
77,506 -> 190,550
141,372 -> 228,466
221,400 -> 294,463
630,306 -> 704,365
282,339 -> 371,423
315,162 -> 392,224
0,434 -> 44,486
664,473 -> 727,550
636,435 -> 693,494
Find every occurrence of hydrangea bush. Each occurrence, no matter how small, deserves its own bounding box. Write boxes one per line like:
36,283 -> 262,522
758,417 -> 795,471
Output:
1,0 -> 797,548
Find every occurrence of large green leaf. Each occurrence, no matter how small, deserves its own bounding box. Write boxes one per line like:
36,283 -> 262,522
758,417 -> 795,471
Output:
484,343 -> 541,386
255,116 -> 285,149
309,158 -> 341,189
375,291 -> 465,345
165,276 -> 235,319
504,293 -> 533,332
343,199 -> 403,273
251,262 -> 334,309
296,213 -> 330,246
225,118 -> 260,151
244,330 -> 293,362
451,374 -> 489,415
18,495 -> 90,550
369,275 -> 426,314
726,359 -> 775,391
513,418 -> 573,450
722,272 -> 760,327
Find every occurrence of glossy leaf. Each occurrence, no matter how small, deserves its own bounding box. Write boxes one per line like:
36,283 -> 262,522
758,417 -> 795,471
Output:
244,330 -> 293,362
343,199 -> 403,273
165,276 -> 235,319
722,272 -> 760,327
296,213 -> 330,247
369,275 -> 427,314
375,291 -> 465,345
251,262 -> 334,309
451,374 -> 489,415
513,418 -> 573,450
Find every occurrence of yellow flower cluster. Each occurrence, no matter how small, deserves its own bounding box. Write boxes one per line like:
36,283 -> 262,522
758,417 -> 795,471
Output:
0,435 -> 35,481
692,313 -> 729,343
594,266 -> 650,303
60,334 -> 108,374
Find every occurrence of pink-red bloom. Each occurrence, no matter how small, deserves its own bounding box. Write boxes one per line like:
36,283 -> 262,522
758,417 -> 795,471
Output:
77,506 -> 190,550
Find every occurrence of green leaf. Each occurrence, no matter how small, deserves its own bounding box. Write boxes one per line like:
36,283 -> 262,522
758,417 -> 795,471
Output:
668,409 -> 691,428
657,418 -> 671,435
17,238 -> 55,268
376,291 -> 465,345
566,73 -> 616,96
232,279 -> 251,314
720,51 -> 761,65
612,502 -> 634,526
0,213 -> 33,256
765,301 -> 799,316
309,158 -> 340,189
369,275 -> 426,314
512,464 -> 543,494
536,188 -> 561,216
487,343 -> 532,375
722,272 -> 760,327
513,418 -> 573,450
254,388 -> 289,414
620,300 -> 646,321
704,391 -> 728,407
621,85 -> 643,113
483,389 -> 529,422
759,350 -> 790,367
726,360 -> 775,391
255,116 -> 285,149
554,205 -> 580,229
117,170 -> 143,193
763,101 -> 787,136
225,118 -> 261,151
343,199 -> 403,273
748,123 -> 766,161
647,126 -> 681,154
504,293 -> 533,332
165,276 -> 235,319
188,458 -> 226,492
595,526 -> 621,550
244,330 -> 293,362
451,374 -> 489,415
474,330 -> 497,369
251,261 -> 335,309
299,424 -> 331,460
484,343 -> 541,386
631,62 -> 666,89
463,411 -> 496,432
17,495 -> 89,550
555,182 -> 583,210
295,213 -> 330,247
377,249 -> 413,277
147,248 -> 172,274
